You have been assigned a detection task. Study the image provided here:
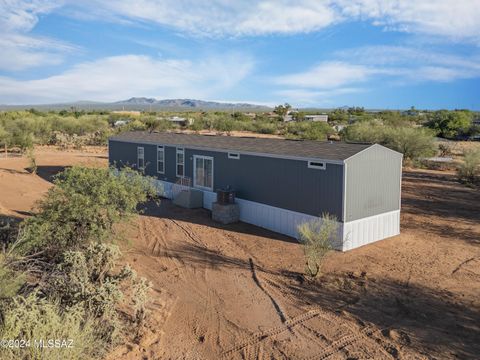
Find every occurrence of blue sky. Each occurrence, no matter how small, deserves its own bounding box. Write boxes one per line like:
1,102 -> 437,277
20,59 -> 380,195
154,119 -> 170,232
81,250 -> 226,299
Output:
1,1 -> 479,109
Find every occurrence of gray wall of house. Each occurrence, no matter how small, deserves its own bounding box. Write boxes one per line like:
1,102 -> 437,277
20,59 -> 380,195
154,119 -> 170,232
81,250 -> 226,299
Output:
344,144 -> 402,222
109,139 -> 345,220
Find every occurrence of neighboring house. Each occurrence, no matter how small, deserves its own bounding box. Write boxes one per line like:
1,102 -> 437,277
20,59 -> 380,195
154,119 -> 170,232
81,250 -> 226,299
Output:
168,116 -> 193,126
109,131 -> 403,251
114,120 -> 129,127
112,110 -> 141,116
243,112 -> 257,119
304,114 -> 328,122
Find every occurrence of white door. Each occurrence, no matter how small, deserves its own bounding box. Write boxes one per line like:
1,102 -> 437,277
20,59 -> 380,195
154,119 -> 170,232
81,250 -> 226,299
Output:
193,155 -> 214,191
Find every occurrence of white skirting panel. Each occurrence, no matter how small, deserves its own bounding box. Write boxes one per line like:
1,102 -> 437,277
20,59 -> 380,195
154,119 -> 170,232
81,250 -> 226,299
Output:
153,180 -> 400,251
341,210 -> 400,251
153,180 -> 174,199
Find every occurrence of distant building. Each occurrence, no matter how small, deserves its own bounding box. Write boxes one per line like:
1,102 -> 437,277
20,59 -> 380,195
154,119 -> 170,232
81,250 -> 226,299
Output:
112,110 -> 141,116
168,116 -> 193,126
304,114 -> 328,122
243,112 -> 257,119
114,120 -> 129,127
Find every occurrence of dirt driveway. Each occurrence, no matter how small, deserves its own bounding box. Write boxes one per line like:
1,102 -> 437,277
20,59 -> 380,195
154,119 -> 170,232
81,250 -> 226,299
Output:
1,148 -> 479,359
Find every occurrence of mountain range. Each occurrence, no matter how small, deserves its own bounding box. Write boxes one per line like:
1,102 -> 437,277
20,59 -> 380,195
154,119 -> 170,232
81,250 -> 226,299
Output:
0,98 -> 271,111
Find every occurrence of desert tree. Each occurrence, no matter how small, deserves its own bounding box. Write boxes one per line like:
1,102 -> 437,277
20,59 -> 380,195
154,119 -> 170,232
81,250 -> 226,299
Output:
457,149 -> 480,185
297,213 -> 339,278
19,166 -> 157,256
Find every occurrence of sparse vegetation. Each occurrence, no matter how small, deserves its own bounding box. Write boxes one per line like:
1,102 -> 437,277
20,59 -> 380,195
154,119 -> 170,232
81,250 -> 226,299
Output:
426,110 -> 473,139
19,166 -> 157,256
0,165 -> 156,359
343,121 -> 436,162
457,149 -> 480,184
297,213 -> 339,278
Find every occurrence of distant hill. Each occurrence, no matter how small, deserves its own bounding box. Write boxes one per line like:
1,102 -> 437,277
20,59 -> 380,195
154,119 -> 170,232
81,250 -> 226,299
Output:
114,97 -> 270,110
0,98 -> 271,111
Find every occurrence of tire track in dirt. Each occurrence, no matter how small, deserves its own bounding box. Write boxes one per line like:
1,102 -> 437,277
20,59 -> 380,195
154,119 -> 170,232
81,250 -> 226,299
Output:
249,258 -> 289,323
222,309 -> 324,357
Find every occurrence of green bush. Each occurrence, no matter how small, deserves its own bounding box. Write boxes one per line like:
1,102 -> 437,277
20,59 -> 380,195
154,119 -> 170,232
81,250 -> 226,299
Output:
20,166 -> 157,256
0,294 -> 106,360
253,121 -> 277,134
285,121 -> 334,140
426,110 -> 473,139
297,213 -> 339,278
344,121 -> 436,161
43,243 -> 151,341
0,256 -> 25,300
457,149 -> 480,184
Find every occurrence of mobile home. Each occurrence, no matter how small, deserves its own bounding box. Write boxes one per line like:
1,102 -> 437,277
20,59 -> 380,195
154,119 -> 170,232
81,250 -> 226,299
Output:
109,131 -> 403,251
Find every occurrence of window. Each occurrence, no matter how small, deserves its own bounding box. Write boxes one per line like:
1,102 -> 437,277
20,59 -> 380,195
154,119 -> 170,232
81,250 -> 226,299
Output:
308,161 -> 326,170
176,148 -> 185,177
193,155 -> 214,191
137,147 -> 144,171
228,152 -> 240,159
157,146 -> 165,173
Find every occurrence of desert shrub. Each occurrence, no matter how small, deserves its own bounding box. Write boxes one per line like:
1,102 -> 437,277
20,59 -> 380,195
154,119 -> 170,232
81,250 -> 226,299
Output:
253,121 -> 277,134
19,166 -> 157,256
344,121 -> 436,161
43,243 -> 151,341
297,213 -> 339,278
0,256 -> 25,299
143,117 -> 174,133
0,294 -> 106,360
427,110 -> 473,139
285,121 -> 334,140
26,147 -> 37,174
232,120 -> 256,132
457,149 -> 480,184
212,117 -> 234,133
123,119 -> 147,131
438,142 -> 456,157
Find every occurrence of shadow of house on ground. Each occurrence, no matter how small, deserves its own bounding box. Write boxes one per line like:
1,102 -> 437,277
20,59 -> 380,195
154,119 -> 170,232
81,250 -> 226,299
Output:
402,170 -> 480,227
141,199 -> 298,244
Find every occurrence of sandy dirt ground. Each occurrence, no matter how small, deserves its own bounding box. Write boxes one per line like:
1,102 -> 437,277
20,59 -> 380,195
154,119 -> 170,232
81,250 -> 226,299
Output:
1,147 -> 479,359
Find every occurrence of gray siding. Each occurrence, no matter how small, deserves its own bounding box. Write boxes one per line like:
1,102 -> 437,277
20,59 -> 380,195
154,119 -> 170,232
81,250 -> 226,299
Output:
109,139 -> 344,219
345,144 -> 402,221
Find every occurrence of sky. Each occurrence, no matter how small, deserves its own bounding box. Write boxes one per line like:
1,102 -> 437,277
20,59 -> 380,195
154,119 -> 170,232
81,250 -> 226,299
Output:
0,1 -> 479,109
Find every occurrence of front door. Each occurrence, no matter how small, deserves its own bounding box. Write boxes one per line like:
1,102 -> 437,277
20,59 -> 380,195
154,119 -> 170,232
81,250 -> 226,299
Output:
193,155 -> 214,191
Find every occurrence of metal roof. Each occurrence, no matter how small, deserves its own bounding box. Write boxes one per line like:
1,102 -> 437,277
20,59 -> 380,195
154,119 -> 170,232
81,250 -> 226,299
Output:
109,131 -> 374,161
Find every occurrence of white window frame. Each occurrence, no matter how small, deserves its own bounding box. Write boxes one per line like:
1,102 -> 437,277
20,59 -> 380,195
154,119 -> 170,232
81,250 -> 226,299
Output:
157,145 -> 165,174
228,152 -> 240,159
308,161 -> 326,170
193,155 -> 214,191
176,147 -> 185,177
137,146 -> 145,171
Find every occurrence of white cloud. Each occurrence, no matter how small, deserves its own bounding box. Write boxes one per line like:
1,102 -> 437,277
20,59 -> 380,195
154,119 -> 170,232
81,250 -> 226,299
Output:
337,0 -> 480,42
272,45 -> 480,103
0,0 -> 62,32
335,45 -> 480,81
274,62 -> 371,89
67,0 -> 338,37
67,0 -> 480,41
275,87 -> 363,105
0,53 -> 254,104
0,0 -> 75,71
